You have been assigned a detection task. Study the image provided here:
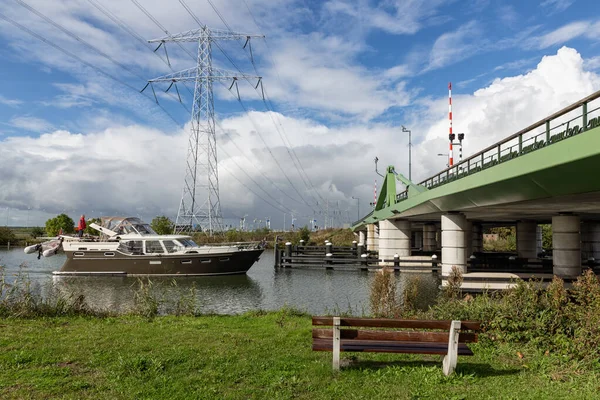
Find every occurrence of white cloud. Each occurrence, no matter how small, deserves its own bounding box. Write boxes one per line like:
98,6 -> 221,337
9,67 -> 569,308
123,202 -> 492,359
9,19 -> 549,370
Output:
0,94 -> 22,107
10,116 -> 54,132
410,47 -> 600,179
324,0 -> 450,35
526,20 -> 600,49
2,47 -> 600,227
425,21 -> 483,71
541,0 -> 575,14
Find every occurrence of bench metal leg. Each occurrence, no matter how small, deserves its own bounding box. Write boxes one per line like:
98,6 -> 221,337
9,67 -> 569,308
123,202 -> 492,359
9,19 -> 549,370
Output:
442,320 -> 461,376
333,317 -> 340,372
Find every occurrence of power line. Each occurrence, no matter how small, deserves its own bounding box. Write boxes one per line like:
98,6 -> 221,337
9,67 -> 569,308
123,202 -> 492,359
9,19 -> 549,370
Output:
14,0 -> 147,83
204,0 -> 328,210
0,10 -> 181,127
177,1 -> 315,211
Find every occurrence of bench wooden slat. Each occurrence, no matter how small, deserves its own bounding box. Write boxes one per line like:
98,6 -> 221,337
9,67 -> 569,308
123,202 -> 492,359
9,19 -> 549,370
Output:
312,339 -> 474,356
312,316 -> 481,331
312,328 -> 478,343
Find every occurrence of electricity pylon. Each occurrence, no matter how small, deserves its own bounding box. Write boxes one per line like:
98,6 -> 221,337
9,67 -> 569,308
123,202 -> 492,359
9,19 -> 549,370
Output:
145,27 -> 263,235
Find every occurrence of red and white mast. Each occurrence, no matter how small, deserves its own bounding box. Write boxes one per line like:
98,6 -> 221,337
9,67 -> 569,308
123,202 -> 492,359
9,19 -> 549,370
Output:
448,82 -> 454,167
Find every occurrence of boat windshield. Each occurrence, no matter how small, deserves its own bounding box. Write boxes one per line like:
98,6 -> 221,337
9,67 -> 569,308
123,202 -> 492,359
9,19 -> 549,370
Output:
176,239 -> 198,248
102,217 -> 157,236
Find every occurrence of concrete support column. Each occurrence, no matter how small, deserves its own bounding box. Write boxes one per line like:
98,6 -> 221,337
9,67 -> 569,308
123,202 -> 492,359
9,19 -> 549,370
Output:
378,219 -> 411,262
552,215 -> 581,278
441,213 -> 468,276
464,222 -> 473,260
581,221 -> 600,261
366,224 -> 378,252
423,224 -> 437,252
358,231 -> 366,246
414,229 -> 423,250
536,225 -> 543,257
472,223 -> 483,254
517,221 -> 538,259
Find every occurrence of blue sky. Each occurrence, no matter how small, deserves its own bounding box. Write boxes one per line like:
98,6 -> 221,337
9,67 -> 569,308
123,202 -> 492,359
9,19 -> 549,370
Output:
0,0 -> 600,228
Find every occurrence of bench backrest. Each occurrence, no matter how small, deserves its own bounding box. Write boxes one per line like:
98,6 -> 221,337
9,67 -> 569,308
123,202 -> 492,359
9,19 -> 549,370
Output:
312,317 -> 480,344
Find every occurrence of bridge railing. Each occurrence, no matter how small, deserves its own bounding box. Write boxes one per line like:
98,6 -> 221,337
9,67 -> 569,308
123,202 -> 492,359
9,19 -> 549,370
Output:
395,90 -> 600,202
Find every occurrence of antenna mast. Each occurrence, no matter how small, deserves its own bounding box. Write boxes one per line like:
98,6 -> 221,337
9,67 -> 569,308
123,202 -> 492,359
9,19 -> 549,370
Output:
145,27 -> 263,235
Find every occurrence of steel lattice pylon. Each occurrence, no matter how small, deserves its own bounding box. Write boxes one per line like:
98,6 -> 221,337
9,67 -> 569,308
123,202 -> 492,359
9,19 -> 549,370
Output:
146,27 -> 262,234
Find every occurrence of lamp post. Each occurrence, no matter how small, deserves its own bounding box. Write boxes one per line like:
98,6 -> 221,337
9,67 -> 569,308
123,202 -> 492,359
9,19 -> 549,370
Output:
437,153 -> 449,168
401,125 -> 412,181
351,196 -> 360,221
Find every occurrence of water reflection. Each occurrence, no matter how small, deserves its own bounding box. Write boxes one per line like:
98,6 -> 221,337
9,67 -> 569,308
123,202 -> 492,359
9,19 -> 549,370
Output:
1,248 -> 440,315
51,274 -> 264,315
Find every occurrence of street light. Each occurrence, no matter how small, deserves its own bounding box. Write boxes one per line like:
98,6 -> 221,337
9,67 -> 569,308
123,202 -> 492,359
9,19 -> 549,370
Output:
401,125 -> 412,181
437,153 -> 449,167
351,196 -> 360,221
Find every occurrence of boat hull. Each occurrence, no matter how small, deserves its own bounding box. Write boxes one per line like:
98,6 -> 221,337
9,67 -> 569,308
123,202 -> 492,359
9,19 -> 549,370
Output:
58,248 -> 264,276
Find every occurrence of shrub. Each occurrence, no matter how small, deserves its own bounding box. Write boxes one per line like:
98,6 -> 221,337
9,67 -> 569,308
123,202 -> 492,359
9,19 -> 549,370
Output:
369,268 -> 400,317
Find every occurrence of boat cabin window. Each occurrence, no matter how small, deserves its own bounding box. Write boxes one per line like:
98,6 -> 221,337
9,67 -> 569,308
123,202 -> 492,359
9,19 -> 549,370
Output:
162,240 -> 179,253
145,241 -> 165,254
118,240 -> 143,255
176,239 -> 199,248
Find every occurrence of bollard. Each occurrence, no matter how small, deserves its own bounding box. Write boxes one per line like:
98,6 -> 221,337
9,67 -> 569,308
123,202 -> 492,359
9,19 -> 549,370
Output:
431,254 -> 438,269
352,240 -> 358,255
274,241 -> 279,268
325,242 -> 333,257
326,252 -> 333,268
360,253 -> 369,271
357,243 -> 364,259
285,242 -> 292,267
393,254 -> 400,268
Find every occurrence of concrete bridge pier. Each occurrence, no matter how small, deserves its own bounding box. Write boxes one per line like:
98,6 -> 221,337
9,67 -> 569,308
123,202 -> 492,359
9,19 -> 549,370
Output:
358,231 -> 366,247
423,223 -> 437,252
472,223 -> 483,254
552,215 -> 581,278
378,220 -> 411,264
464,222 -> 473,260
441,213 -> 468,276
581,221 -> 600,261
367,224 -> 378,252
536,225 -> 543,256
413,229 -> 423,250
517,221 -> 538,259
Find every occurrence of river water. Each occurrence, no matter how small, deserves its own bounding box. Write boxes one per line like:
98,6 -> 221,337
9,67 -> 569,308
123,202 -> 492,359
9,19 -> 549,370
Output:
0,248 -> 440,315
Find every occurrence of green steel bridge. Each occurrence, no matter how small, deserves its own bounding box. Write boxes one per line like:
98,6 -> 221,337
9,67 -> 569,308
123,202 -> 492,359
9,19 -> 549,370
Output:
353,89 -> 600,229
351,89 -> 600,283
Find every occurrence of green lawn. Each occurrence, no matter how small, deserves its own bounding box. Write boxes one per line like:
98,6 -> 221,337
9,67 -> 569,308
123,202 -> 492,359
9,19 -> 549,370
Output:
1,312 -> 599,399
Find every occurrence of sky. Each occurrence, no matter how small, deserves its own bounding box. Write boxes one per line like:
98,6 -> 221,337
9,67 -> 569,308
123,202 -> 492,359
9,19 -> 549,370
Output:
1,0 -> 600,230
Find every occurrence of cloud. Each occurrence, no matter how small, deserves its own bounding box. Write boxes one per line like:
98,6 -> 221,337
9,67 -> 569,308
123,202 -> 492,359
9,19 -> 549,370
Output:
0,95 -> 22,107
410,47 -> 600,179
323,0 -> 450,35
256,33 -> 412,120
2,47 -> 600,228
527,20 -> 600,49
541,0 -> 575,14
425,21 -> 483,71
9,116 -> 54,132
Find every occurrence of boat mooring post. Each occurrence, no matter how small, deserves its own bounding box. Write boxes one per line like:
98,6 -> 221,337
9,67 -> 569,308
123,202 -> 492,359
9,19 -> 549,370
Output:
357,243 -> 364,259
352,240 -> 358,255
394,254 -> 400,268
285,242 -> 292,267
274,241 -> 279,268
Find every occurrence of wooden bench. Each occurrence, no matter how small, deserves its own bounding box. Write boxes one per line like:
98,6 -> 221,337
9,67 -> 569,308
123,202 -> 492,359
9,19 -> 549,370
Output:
312,317 -> 481,375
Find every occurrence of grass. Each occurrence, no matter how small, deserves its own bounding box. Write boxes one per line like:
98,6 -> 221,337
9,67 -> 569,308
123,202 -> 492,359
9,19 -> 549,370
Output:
1,311 -> 600,399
